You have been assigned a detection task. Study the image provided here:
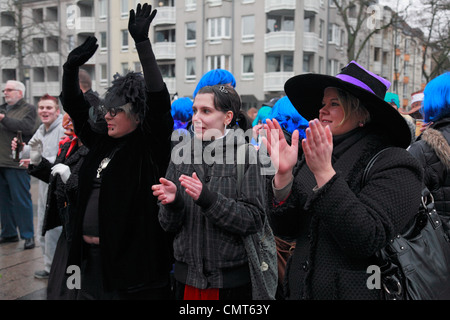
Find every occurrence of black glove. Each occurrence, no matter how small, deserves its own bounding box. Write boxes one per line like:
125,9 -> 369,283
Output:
128,3 -> 157,43
64,36 -> 98,70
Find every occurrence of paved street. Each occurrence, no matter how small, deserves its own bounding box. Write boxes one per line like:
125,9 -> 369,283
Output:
0,177 -> 47,300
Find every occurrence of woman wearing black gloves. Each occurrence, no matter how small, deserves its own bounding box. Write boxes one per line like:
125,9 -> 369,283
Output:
60,3 -> 174,300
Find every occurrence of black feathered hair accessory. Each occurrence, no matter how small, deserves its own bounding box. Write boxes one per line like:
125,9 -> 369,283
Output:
103,71 -> 146,121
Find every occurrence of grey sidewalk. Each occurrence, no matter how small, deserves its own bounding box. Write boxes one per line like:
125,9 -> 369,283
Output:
0,177 -> 47,300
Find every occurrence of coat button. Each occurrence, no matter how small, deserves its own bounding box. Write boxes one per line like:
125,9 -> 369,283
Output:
205,176 -> 211,183
302,260 -> 309,271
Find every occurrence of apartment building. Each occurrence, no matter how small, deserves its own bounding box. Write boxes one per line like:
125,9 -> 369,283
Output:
0,0 -> 431,111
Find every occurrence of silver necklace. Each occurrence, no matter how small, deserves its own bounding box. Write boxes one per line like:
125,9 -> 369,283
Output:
96,157 -> 111,178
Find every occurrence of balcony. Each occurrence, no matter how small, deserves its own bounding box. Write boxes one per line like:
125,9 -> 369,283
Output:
31,81 -> 60,97
303,32 -> 319,53
67,16 -> 95,34
265,31 -> 295,53
265,0 -> 296,13
153,7 -> 176,26
264,72 -> 294,92
304,0 -> 320,15
0,56 -> 17,69
154,42 -> 176,60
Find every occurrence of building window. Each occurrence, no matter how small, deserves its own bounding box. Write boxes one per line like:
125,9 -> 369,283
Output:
242,15 -> 255,42
121,62 -> 129,75
186,58 -> 196,81
134,62 -> 142,73
0,12 -> 15,27
121,30 -> 129,51
303,54 -> 314,73
267,15 -> 294,33
159,63 -> 175,78
99,0 -> 107,20
100,32 -> 107,52
33,38 -> 44,53
328,24 -> 341,45
207,55 -> 230,70
186,22 -> 196,46
100,64 -> 107,84
185,0 -> 196,11
207,17 -> 231,41
242,54 -> 254,79
328,59 -> 339,75
266,54 -> 293,72
156,29 -> 175,43
120,0 -> 128,18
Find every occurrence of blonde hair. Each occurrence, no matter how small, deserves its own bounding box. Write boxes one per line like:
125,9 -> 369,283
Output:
336,88 -> 370,126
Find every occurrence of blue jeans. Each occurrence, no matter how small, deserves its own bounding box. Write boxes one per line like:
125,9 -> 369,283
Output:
0,167 -> 34,239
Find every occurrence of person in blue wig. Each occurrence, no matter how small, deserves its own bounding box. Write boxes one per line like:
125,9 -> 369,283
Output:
193,69 -> 236,98
269,96 -> 309,141
171,97 -> 193,130
408,72 -> 450,230
251,106 -> 272,148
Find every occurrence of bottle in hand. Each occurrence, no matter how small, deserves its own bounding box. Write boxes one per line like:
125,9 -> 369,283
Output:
13,130 -> 23,162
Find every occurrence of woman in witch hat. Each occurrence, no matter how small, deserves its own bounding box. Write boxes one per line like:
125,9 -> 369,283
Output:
262,61 -> 423,300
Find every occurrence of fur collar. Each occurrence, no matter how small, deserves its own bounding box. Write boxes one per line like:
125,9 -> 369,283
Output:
422,128 -> 450,169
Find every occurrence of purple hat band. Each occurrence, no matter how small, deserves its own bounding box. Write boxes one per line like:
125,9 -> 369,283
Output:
336,74 -> 376,95
335,61 -> 391,99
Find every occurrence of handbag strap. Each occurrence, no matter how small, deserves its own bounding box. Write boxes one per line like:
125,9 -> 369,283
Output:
361,148 -> 392,188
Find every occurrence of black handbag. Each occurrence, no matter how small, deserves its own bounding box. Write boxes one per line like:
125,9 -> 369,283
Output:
364,149 -> 450,300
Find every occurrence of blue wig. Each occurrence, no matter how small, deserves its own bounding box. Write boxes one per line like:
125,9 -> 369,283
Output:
252,106 -> 272,127
193,69 -> 236,97
269,96 -> 309,138
171,97 -> 193,130
422,72 -> 450,123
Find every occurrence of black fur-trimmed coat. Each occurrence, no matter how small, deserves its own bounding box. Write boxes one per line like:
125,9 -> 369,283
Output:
408,117 -> 450,232
268,125 -> 423,300
61,67 -> 174,292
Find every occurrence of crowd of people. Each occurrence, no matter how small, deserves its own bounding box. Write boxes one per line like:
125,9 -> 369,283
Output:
1,2 -> 449,301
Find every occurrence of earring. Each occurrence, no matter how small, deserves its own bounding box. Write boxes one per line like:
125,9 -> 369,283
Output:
359,121 -> 365,127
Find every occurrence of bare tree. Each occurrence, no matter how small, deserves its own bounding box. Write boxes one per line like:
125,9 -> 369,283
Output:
0,0 -> 61,84
414,0 -> 450,81
332,0 -> 404,62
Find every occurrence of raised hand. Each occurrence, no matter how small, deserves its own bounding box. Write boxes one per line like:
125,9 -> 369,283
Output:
128,3 -> 157,43
261,119 -> 299,187
64,36 -> 98,70
152,178 -> 177,205
302,119 -> 335,188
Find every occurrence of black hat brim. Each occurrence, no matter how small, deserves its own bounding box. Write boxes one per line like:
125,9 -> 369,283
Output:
284,74 -> 412,148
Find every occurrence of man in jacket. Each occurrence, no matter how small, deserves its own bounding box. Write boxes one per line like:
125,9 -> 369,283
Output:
0,80 -> 38,249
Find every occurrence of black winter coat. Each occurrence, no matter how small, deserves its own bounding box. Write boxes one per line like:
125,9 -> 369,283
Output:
408,117 -> 450,233
61,67 -> 174,292
268,125 -> 423,300
28,139 -> 89,242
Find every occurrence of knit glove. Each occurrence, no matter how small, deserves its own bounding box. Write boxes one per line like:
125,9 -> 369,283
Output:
64,36 -> 98,70
28,138 -> 43,165
51,163 -> 71,184
128,3 -> 157,43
